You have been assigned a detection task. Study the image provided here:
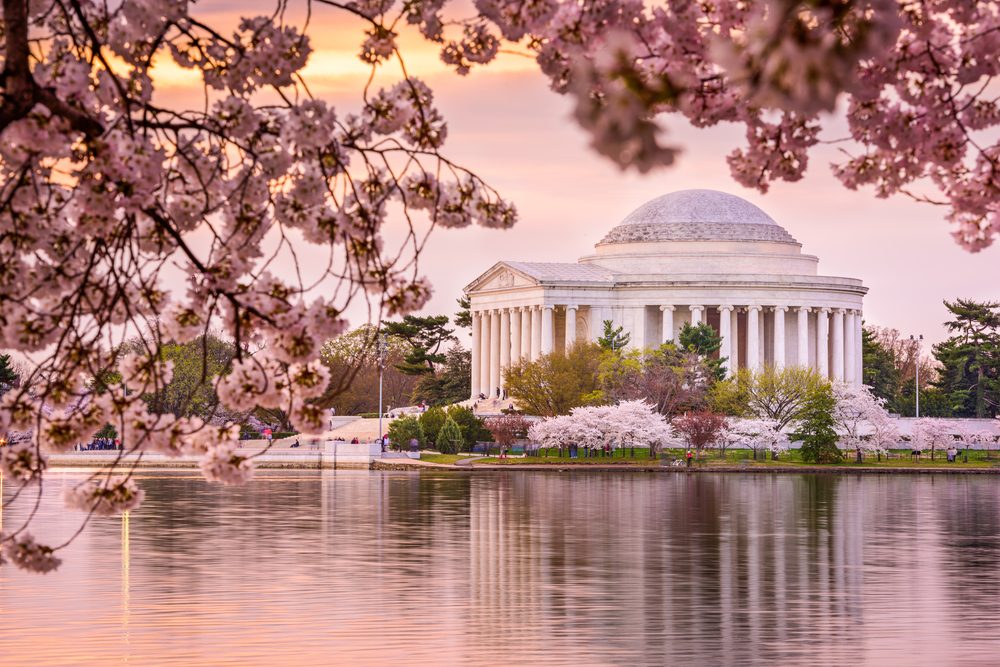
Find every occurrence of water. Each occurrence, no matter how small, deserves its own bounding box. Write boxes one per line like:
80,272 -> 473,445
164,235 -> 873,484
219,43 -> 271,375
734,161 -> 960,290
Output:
2,470 -> 1000,666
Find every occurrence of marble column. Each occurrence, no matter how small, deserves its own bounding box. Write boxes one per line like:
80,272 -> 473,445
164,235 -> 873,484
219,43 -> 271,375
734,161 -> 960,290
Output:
565,306 -> 578,352
719,306 -> 734,376
844,309 -> 856,385
773,306 -> 787,369
480,310 -> 492,395
531,306 -> 542,361
520,307 -> 531,361
660,305 -> 675,344
832,308 -> 845,382
631,306 -> 646,349
747,306 -> 761,371
490,309 -> 501,394
730,307 -> 739,370
499,308 -> 510,389
510,308 -> 522,362
690,305 -> 704,327
470,311 -> 481,399
541,306 -> 554,355
816,308 -> 830,378
855,311 -> 864,386
797,307 -> 810,367
591,306 -> 607,341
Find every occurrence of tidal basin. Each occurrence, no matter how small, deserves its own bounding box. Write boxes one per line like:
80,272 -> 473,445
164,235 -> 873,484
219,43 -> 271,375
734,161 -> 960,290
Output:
3,470 -> 1000,666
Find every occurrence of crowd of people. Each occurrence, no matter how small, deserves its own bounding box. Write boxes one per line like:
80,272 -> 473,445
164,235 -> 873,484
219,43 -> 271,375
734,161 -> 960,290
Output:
76,438 -> 120,451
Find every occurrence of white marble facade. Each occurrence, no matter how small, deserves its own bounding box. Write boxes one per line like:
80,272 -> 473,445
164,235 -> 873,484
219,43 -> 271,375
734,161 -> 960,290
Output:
464,190 -> 867,398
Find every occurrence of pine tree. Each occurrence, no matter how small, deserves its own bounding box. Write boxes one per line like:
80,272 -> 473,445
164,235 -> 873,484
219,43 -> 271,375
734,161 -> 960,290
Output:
678,322 -> 726,381
0,353 -> 20,394
436,416 -> 464,454
932,300 -> 1000,418
861,326 -> 901,403
597,320 -> 630,351
383,315 -> 455,376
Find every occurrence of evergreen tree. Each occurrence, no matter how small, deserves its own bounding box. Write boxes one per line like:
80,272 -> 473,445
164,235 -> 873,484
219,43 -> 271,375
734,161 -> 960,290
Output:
446,405 -> 490,452
411,345 -> 471,406
0,353 -> 20,395
435,416 -> 464,454
932,299 -> 1000,418
861,325 -> 901,403
597,320 -> 630,351
387,415 -> 425,450
454,296 -> 472,330
792,386 -> 842,463
418,406 -> 448,445
383,315 -> 455,376
678,322 -> 726,381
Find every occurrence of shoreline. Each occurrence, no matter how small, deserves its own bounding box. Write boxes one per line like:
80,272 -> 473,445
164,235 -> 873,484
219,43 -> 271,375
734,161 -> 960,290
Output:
46,453 -> 1000,475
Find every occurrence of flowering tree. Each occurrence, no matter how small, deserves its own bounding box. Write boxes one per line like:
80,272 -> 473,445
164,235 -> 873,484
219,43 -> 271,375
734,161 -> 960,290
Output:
912,418 -> 954,461
528,401 -> 676,458
954,425 -> 999,459
603,400 -> 677,457
483,414 -> 529,456
437,0 -> 1000,251
672,411 -> 727,458
832,382 -> 899,462
0,0 -> 515,571
724,417 -> 784,460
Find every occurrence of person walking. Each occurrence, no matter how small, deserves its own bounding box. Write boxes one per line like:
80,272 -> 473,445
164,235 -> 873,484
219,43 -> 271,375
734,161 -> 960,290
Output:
686,449 -> 694,468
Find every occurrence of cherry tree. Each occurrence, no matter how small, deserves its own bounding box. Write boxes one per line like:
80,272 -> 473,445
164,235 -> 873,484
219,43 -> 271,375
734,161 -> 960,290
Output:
603,400 -> 677,458
0,0 -> 514,571
483,414 -> 529,456
832,382 -> 899,462
955,425 -> 999,459
724,417 -> 784,460
672,411 -> 727,458
912,418 -> 953,461
439,0 -> 1000,251
528,401 -> 676,458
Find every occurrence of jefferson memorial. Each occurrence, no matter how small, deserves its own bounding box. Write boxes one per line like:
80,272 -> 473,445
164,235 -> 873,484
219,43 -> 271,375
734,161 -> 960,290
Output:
464,189 -> 867,399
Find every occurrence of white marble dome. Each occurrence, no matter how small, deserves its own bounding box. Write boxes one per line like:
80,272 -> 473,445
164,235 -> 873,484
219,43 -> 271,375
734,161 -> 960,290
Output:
600,189 -> 798,245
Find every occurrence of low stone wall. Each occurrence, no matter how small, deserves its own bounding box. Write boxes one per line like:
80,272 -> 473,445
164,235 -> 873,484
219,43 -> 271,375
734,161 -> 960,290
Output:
50,440 -> 386,469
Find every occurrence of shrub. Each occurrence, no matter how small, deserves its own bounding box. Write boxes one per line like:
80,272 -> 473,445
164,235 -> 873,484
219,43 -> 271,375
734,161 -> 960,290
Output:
388,415 -> 425,450
272,431 -> 298,440
436,417 -> 464,454
446,405 -> 490,452
419,406 -> 447,445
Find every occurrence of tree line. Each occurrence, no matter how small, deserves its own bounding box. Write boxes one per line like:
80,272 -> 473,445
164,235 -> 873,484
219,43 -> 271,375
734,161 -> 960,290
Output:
863,299 -> 1000,418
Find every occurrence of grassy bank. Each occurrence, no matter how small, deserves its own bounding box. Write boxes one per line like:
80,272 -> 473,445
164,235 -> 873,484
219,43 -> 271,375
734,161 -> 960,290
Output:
473,448 -> 1000,469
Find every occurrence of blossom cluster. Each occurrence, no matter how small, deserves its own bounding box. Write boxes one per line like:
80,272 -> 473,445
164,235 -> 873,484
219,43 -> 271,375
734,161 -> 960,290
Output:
831,382 -> 900,456
723,417 -> 789,456
528,400 -> 678,453
426,0 -> 1000,250
0,0 -> 519,572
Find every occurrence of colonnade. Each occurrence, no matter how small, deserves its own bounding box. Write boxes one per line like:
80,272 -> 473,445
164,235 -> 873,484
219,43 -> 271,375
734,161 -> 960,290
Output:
471,303 -> 864,399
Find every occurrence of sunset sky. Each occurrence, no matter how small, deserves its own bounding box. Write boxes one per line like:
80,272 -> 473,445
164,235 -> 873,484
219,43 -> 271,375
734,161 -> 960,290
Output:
166,2 -> 1000,347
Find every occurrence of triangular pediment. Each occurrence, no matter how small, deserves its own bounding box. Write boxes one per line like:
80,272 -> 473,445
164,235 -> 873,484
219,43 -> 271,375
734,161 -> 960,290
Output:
464,262 -> 539,294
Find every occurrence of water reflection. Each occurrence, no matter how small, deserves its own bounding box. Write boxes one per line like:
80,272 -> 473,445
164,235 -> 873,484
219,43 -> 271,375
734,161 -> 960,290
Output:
2,470 -> 1000,666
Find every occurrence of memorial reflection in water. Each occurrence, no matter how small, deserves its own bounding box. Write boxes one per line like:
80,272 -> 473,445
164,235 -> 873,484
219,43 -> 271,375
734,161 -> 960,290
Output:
1,470 -> 999,666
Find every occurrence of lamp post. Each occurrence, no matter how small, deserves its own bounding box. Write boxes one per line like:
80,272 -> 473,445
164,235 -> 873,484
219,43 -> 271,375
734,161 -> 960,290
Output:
377,332 -> 388,444
909,334 -> 924,418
